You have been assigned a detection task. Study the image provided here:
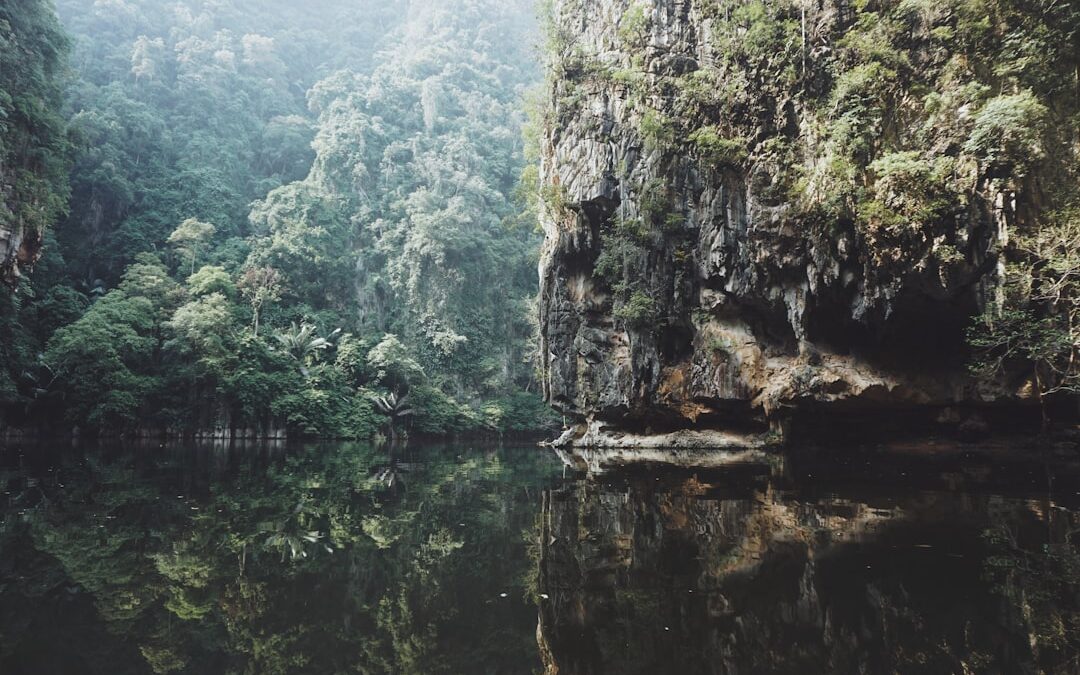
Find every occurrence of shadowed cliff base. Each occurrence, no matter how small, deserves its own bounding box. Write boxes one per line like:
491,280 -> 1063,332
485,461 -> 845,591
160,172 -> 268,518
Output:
547,403 -> 1078,473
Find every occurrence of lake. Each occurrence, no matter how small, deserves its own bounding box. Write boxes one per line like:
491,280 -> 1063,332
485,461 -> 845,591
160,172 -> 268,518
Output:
1,441 -> 1078,673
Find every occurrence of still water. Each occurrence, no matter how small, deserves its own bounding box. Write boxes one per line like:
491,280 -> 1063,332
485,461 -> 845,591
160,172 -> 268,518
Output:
1,441 -> 1079,674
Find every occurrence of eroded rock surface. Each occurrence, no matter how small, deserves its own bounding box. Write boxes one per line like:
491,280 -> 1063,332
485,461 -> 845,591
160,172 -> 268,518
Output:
537,0 -> 1036,448
0,221 -> 41,286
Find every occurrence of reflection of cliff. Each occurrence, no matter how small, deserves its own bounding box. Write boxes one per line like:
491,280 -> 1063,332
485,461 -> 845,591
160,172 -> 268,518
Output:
537,463 -> 1080,674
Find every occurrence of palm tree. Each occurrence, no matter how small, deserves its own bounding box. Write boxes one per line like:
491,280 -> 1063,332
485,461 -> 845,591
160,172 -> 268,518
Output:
272,323 -> 340,375
372,392 -> 415,443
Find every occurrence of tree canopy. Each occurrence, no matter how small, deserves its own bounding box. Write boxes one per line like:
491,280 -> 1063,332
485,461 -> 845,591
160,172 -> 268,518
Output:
0,0 -> 556,438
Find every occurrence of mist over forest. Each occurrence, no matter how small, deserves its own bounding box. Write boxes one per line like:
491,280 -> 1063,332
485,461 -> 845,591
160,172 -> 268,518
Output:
1,0 -> 553,440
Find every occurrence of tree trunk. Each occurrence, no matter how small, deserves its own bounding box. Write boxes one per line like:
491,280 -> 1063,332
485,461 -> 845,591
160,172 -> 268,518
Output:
1035,363 -> 1050,431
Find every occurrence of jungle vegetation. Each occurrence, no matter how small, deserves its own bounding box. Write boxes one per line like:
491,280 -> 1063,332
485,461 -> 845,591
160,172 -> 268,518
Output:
3,0 -> 1079,436
0,0 -> 554,439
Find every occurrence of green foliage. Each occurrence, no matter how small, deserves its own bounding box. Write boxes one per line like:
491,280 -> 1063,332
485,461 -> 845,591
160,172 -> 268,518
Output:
407,385 -> 483,434
639,179 -> 671,224
0,0 -> 71,273
639,109 -> 675,151
271,381 -> 353,438
968,207 -> 1080,411
687,127 -> 748,166
1,0 -> 553,437
247,182 -> 353,309
273,323 -> 335,368
167,219 -> 217,275
541,183 -> 572,218
593,211 -> 664,331
610,68 -> 646,89
963,92 -> 1049,177
0,0 -> 71,409
858,151 -> 957,261
826,61 -> 898,162
167,293 -> 236,362
613,290 -> 659,328
618,3 -> 650,46
593,218 -> 647,287
187,265 -> 236,299
44,290 -> 159,427
367,334 -> 426,393
968,308 -> 1073,382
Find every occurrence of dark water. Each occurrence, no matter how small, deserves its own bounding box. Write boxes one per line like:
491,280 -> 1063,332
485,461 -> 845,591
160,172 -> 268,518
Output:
1,442 -> 1079,674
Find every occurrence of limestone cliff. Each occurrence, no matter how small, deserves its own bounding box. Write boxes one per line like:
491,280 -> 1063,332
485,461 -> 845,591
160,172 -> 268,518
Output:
0,223 -> 42,286
538,0 -> 1078,448
0,1 -> 70,287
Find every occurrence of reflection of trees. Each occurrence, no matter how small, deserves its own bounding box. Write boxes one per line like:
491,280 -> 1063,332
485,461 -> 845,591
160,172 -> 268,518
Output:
259,498 -> 325,561
983,506 -> 1080,672
537,469 -> 1080,675
0,442 -> 560,674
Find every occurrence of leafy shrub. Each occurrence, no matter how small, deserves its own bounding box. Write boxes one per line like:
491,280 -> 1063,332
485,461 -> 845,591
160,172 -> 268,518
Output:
688,126 -> 748,166
614,291 -> 658,327
618,4 -> 649,46
963,92 -> 1049,177
639,109 -> 675,151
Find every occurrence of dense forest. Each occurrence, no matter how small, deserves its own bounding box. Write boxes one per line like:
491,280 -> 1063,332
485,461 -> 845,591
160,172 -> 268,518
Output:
3,0 -> 1078,443
0,0 -> 554,439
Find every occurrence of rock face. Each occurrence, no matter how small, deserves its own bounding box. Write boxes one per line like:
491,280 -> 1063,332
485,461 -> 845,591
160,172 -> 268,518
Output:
0,221 -> 41,286
538,0 -> 1040,448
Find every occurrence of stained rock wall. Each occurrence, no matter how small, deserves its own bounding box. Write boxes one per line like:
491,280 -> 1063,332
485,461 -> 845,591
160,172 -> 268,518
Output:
0,220 -> 41,286
538,0 -> 1040,447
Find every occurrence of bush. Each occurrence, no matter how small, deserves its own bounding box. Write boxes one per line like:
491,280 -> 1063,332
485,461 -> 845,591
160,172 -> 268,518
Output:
639,109 -> 675,151
688,126 -> 748,166
614,291 -> 658,328
485,392 -> 560,432
618,4 -> 649,46
963,92 -> 1049,177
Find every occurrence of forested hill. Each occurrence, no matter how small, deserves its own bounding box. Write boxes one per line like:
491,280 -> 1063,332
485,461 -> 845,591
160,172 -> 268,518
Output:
0,0 -> 555,439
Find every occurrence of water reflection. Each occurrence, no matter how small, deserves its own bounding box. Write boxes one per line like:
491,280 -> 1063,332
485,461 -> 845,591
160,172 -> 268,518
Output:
537,450 -> 1080,674
2,442 -> 1080,673
0,441 -> 560,674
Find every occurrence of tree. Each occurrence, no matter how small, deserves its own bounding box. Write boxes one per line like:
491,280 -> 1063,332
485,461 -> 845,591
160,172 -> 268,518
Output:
371,391 -> 414,442
970,208 -> 1080,424
44,290 -> 158,428
167,219 -> 217,275
166,292 -> 236,363
186,265 -> 236,299
367,334 -> 425,394
0,0 -> 71,284
2,0 -> 552,436
273,322 -> 337,375
238,265 -> 282,335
